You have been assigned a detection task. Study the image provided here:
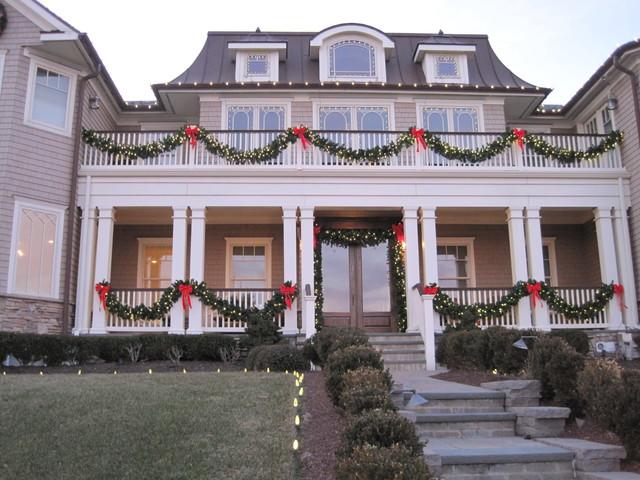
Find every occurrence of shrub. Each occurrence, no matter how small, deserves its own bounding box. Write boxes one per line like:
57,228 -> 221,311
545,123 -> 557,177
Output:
245,345 -> 268,370
633,333 -> 640,351
550,330 -> 591,355
325,345 -> 384,404
610,369 -> 640,460
436,329 -> 485,370
340,409 -> 423,457
482,327 -> 529,374
306,327 -> 369,367
340,367 -> 395,415
184,334 -> 236,361
251,344 -> 309,372
245,311 -> 281,346
528,336 -> 585,412
335,444 -> 432,480
577,358 -> 622,428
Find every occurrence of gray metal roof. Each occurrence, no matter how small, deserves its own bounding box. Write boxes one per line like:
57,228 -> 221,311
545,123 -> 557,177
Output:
168,27 -> 539,89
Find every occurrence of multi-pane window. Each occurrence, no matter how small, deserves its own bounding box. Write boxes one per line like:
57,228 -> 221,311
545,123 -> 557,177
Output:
139,241 -> 172,288
601,108 -> 613,133
329,40 -> 376,77
227,106 -> 285,130
11,204 -> 63,298
246,54 -> 269,76
585,117 -> 598,135
422,107 -> 479,132
30,66 -> 70,130
436,56 -> 458,78
319,105 -> 389,150
437,241 -> 475,288
226,240 -> 271,288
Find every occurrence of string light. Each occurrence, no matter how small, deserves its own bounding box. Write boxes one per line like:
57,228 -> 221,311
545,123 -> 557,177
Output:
293,397 -> 298,407
148,369 -> 153,374
293,439 -> 299,451
294,415 -> 300,426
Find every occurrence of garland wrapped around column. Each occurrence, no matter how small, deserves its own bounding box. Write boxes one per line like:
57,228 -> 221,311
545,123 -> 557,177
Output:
314,226 -> 407,332
95,279 -> 297,322
82,126 -> 624,166
426,280 -> 617,322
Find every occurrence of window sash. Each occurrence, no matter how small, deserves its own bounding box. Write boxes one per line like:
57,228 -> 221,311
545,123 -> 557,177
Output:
31,67 -> 70,129
227,106 -> 285,130
422,106 -> 479,133
227,239 -> 271,288
329,40 -> 376,77
436,241 -> 475,288
246,54 -> 269,76
435,56 -> 459,78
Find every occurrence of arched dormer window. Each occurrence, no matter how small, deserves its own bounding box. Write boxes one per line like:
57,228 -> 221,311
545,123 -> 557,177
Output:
329,40 -> 376,78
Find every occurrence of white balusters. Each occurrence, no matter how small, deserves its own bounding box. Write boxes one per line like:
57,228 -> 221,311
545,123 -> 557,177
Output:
548,287 -> 609,328
202,289 -> 281,332
106,289 -> 171,331
438,287 -> 517,329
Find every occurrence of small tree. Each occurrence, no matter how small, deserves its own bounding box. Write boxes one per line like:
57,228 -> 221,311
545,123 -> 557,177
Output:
245,311 -> 281,346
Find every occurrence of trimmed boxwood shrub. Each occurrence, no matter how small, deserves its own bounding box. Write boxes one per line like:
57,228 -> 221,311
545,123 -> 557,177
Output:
340,367 -> 395,415
324,345 -> 385,404
482,327 -> 529,374
340,409 -> 423,457
550,330 -> 590,355
577,358 -> 622,428
304,327 -> 369,366
245,345 -> 269,370
436,329 -> 485,370
251,344 -> 309,372
335,444 -> 432,480
610,369 -> 640,460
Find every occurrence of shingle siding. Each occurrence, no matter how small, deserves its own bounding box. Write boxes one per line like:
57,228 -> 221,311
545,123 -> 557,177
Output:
484,103 -> 506,131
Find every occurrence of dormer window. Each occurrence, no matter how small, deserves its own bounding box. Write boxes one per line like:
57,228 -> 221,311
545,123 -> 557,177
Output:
246,54 -> 269,76
414,44 -> 475,85
435,56 -> 458,78
228,42 -> 287,83
329,40 -> 376,77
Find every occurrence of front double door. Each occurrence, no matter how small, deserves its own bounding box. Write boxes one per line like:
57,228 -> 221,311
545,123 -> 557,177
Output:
322,243 -> 393,332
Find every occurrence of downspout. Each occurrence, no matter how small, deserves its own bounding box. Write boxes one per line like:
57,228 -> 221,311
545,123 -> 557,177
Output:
60,64 -> 102,334
612,55 -> 640,147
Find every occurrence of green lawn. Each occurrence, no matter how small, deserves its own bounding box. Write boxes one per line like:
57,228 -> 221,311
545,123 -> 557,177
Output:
0,372 -> 298,480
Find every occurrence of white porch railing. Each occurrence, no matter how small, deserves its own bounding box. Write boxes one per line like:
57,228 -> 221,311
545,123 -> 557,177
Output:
438,287 -> 518,330
81,131 -> 622,171
106,289 -> 171,331
548,287 -> 609,328
202,288 -> 284,332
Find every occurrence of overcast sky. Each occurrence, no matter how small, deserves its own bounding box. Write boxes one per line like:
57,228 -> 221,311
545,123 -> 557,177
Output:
41,0 -> 640,104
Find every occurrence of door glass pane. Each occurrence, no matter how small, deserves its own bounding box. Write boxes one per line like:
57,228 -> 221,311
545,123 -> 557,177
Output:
143,245 -> 172,288
362,244 -> 391,312
321,245 -> 350,312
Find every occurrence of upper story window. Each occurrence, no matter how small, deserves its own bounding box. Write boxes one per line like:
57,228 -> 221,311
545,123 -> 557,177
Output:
583,105 -> 615,134
435,56 -> 459,78
601,108 -> 613,133
414,45 -> 474,85
246,54 -> 269,76
24,59 -> 77,136
329,40 -> 376,77
0,50 -> 6,95
228,43 -> 287,83
422,106 -> 480,132
227,105 -> 286,130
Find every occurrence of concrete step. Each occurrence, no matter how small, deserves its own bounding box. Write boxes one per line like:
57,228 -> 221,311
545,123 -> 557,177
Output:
408,411 -> 516,439
370,338 -> 426,350
380,349 -> 425,362
580,473 -> 640,480
537,438 -> 627,473
402,390 -> 506,413
384,360 -> 427,372
425,437 -> 575,480
368,332 -> 423,344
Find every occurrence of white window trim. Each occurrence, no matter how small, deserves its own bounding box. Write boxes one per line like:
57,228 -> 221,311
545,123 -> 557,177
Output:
416,100 -> 485,132
542,237 -> 558,287
423,53 -> 469,84
7,198 -> 66,300
225,237 -> 273,289
23,57 -> 78,137
313,99 -> 396,130
0,50 -> 6,96
221,99 -> 291,130
136,238 -> 173,288
234,51 -> 279,83
436,237 -> 476,288
318,33 -> 386,83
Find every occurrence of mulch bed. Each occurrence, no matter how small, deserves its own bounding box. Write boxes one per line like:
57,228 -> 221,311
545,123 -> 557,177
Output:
1,360 -> 243,374
432,369 -> 517,386
300,372 -> 344,480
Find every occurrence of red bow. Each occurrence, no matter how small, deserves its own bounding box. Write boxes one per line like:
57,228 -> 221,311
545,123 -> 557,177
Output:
513,128 -> 526,150
392,223 -> 405,245
293,126 -> 311,150
313,226 -> 321,250
613,283 -> 628,311
179,284 -> 193,310
280,283 -> 297,309
185,125 -> 200,148
423,285 -> 439,295
526,282 -> 543,309
95,283 -> 110,311
410,127 -> 428,152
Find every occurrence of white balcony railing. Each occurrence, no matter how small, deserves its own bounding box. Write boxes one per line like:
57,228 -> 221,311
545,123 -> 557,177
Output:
106,289 -> 172,331
548,287 -> 609,328
202,288 -> 284,332
81,131 -> 623,171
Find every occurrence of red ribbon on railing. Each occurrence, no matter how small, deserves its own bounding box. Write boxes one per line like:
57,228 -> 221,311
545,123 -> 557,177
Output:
293,126 -> 311,150
313,226 -> 321,250
280,283 -> 297,309
513,128 -> 526,151
179,284 -> 193,310
527,282 -> 543,309
185,125 -> 200,148
392,222 -> 405,245
410,127 -> 428,152
423,285 -> 439,295
95,283 -> 110,311
613,283 -> 628,311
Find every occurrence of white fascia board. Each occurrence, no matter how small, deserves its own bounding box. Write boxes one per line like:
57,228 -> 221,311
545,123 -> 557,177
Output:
414,44 -> 476,63
228,42 -> 287,60
6,0 -> 77,33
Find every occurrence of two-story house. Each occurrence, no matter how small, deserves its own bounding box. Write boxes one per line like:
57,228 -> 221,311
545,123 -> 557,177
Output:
1,0 -> 638,369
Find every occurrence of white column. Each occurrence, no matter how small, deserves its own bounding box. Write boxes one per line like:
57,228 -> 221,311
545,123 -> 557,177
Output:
169,206 -> 189,334
300,208 -> 316,338
90,206 -> 114,334
73,206 -> 97,335
282,207 -> 299,335
420,207 -> 439,285
421,294 -> 437,370
613,207 -> 638,327
506,207 -> 532,328
403,207 -> 421,332
187,207 -> 206,334
525,207 -> 550,331
594,208 -> 624,329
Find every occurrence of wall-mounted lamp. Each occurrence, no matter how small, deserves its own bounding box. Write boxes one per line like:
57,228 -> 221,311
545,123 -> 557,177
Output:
88,96 -> 101,110
606,98 -> 618,111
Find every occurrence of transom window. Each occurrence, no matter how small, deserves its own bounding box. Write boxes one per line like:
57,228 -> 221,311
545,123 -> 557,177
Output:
29,66 -> 71,131
422,107 -> 479,132
246,54 -> 269,76
226,239 -> 272,288
329,40 -> 376,77
9,201 -> 64,298
437,239 -> 475,288
137,239 -> 172,288
436,56 -> 459,78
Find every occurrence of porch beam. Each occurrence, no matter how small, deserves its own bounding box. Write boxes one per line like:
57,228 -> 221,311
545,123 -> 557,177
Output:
525,207 -> 550,331
169,206 -> 189,334
594,208 -> 624,328
90,206 -> 114,334
403,207 -> 421,332
506,207 -> 532,328
300,207 -> 316,338
282,207 -> 298,335
613,207 -> 638,327
187,207 -> 207,334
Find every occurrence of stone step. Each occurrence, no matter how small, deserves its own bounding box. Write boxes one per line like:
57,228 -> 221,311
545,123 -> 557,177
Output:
407,411 -> 516,439
537,438 -> 627,473
368,332 -> 423,344
370,338 -> 425,350
380,349 -> 425,362
580,473 -> 640,480
425,437 -> 574,480
384,360 -> 426,372
401,390 -> 505,413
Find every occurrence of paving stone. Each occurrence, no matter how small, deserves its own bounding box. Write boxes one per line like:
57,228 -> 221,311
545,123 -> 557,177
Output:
481,380 -> 541,408
510,407 -> 571,438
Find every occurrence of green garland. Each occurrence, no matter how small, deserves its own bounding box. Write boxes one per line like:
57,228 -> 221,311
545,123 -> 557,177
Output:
430,280 -> 616,321
96,279 -> 297,322
314,227 -> 407,332
82,126 -> 624,166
